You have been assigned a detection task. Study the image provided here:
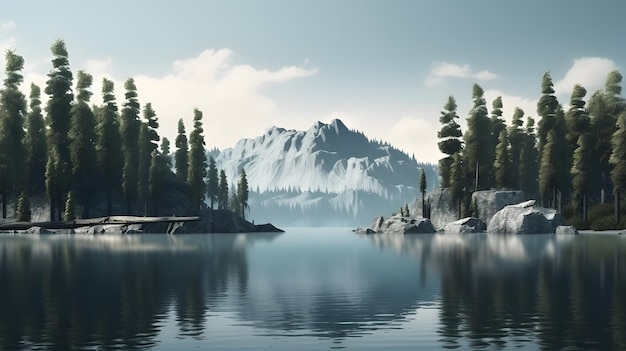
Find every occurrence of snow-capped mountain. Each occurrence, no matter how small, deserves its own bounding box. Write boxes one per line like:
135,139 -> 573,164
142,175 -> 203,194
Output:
213,119 -> 438,226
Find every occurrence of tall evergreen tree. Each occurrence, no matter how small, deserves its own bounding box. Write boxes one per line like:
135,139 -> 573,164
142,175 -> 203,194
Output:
494,129 -> 511,189
463,83 -> 493,191
419,168 -> 427,215
508,108 -> 525,189
64,191 -> 76,221
120,78 -> 141,213
437,96 -> 463,188
207,157 -> 218,209
565,84 -> 590,156
490,96 -> 506,175
449,153 -> 464,218
571,133 -> 592,222
15,191 -> 30,222
45,39 -> 73,167
0,50 -> 27,218
45,143 -> 68,221
95,78 -> 123,215
610,111 -> 626,223
161,137 -> 170,156
237,169 -> 249,219
218,169 -> 229,210
519,116 -> 539,200
24,83 -> 47,196
536,72 -> 559,156
175,118 -> 189,182
68,70 -> 97,218
138,103 -> 159,214
188,109 -> 207,208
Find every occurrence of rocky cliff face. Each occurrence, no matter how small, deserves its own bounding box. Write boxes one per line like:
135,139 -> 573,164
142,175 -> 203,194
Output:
213,119 -> 438,226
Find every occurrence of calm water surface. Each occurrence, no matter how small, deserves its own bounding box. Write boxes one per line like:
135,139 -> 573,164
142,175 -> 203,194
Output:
0,228 -> 625,350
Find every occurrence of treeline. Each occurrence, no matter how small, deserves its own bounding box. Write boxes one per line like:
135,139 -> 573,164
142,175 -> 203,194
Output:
0,39 -> 249,222
437,71 -> 626,227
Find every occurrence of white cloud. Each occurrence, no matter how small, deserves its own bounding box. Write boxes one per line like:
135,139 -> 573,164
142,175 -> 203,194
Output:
1,21 -> 15,30
425,62 -> 498,87
553,57 -> 618,96
384,114 -> 441,164
484,89 -> 538,123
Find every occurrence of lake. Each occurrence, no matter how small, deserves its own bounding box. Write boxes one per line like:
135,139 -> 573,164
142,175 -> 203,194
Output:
0,229 -> 625,350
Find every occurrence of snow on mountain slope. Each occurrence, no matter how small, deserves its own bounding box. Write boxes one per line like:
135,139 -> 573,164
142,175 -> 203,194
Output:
213,119 -> 438,226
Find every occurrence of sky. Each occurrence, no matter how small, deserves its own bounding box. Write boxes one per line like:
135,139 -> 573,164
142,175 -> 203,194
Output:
1,0 -> 625,164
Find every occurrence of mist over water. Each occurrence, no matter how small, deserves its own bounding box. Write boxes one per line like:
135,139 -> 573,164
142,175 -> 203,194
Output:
0,230 -> 624,350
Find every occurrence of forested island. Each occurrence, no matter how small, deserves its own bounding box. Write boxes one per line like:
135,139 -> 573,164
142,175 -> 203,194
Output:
435,70 -> 626,230
0,39 -> 261,232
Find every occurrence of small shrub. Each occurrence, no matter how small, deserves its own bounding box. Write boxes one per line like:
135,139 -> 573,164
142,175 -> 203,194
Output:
589,214 -> 626,231
564,216 -> 590,230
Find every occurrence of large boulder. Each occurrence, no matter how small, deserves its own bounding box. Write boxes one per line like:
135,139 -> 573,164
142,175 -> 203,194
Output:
444,217 -> 486,234
487,201 -> 562,234
472,189 -> 525,226
555,225 -> 578,235
362,215 -> 436,234
412,188 -> 458,231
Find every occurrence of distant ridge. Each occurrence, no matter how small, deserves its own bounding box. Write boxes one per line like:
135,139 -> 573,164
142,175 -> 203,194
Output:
212,119 -> 438,226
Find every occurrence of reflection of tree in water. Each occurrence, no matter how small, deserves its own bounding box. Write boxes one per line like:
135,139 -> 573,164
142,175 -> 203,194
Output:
0,234 -> 279,350
368,233 -> 626,350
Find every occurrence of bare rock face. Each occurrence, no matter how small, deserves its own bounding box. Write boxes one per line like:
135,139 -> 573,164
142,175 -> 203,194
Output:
472,189 -> 525,226
359,215 -> 436,234
444,217 -> 486,234
555,225 -> 578,235
487,201 -> 562,234
412,188 -> 458,231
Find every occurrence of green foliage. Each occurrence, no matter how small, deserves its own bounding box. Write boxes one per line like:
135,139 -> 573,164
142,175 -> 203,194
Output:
95,78 -> 123,214
237,169 -> 249,219
536,72 -> 559,156
463,84 -> 493,190
64,191 -> 75,220
508,108 -> 525,188
120,78 -> 141,212
610,111 -> 626,193
68,70 -> 97,217
0,49 -> 27,217
571,134 -> 592,215
149,151 -> 171,211
175,119 -> 189,182
207,157 -> 219,208
15,191 -> 31,222
490,96 -> 506,169
494,129 -> 511,189
449,153 -> 464,206
437,96 -> 462,187
45,39 -> 73,166
188,109 -> 207,208
419,168 -> 427,194
218,170 -> 229,210
161,137 -> 170,156
138,103 -> 160,212
24,83 -> 47,195
519,116 -> 539,200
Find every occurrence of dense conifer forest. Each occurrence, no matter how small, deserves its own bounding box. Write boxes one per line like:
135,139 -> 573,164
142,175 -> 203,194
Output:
0,40 -> 249,222
437,71 -> 626,230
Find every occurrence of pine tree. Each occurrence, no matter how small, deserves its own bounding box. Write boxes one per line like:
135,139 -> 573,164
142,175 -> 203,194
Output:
610,111 -> 626,223
237,169 -> 249,219
490,96 -> 506,175
494,129 -> 511,189
539,130 -> 557,208
0,50 -> 27,218
449,153 -> 464,218
508,108 -> 525,189
45,39 -> 73,168
536,72 -> 559,157
174,119 -> 189,182
15,191 -> 30,222
188,109 -> 207,208
45,143 -> 68,221
138,103 -> 159,214
218,169 -> 229,210
437,96 -> 462,187
519,116 -> 539,200
419,168 -> 427,215
68,70 -> 97,218
463,83 -> 493,191
95,78 -> 123,215
25,83 -> 47,196
572,133 -> 592,222
120,78 -> 141,213
565,84 -> 590,156
161,137 -> 170,156
207,157 -> 218,209
64,191 -> 76,221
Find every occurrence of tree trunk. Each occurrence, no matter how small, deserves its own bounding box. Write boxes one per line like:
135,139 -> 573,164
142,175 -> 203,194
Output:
615,189 -> 621,224
582,193 -> 588,224
475,161 -> 479,192
2,192 -> 6,219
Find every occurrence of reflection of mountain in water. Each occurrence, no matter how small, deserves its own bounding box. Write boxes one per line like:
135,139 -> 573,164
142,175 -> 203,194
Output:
365,233 -> 626,350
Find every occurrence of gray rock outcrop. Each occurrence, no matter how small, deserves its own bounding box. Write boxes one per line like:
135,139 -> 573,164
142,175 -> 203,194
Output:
362,215 -> 436,234
444,217 -> 486,234
472,189 -> 525,225
555,225 -> 578,235
487,200 -> 563,234
412,188 -> 458,231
